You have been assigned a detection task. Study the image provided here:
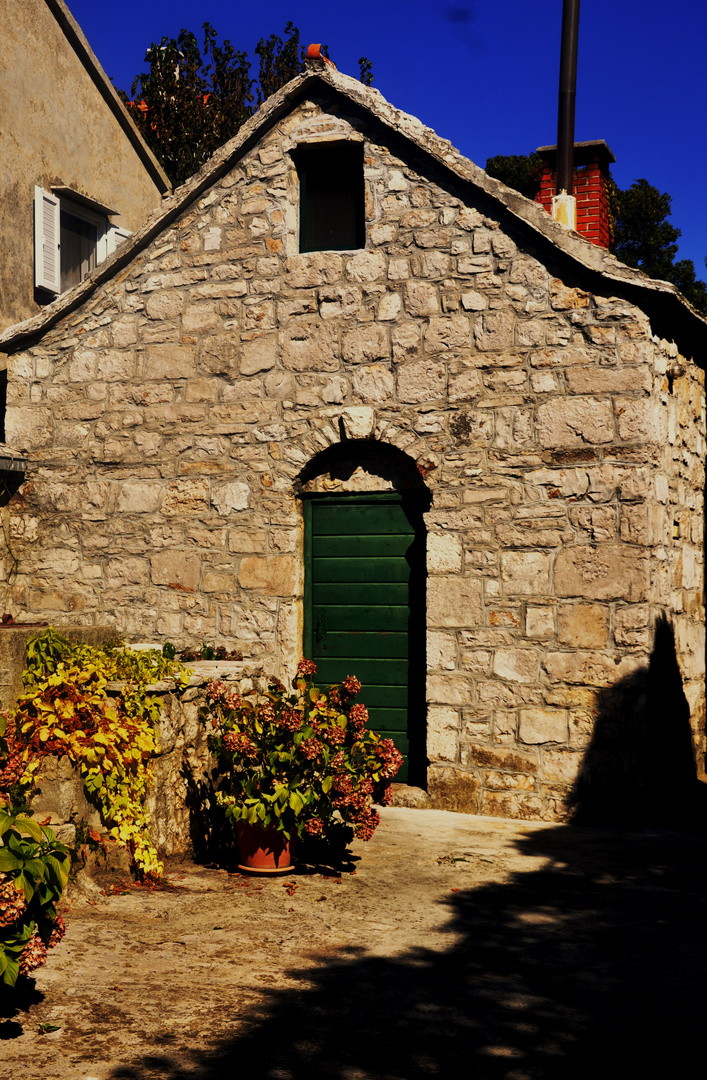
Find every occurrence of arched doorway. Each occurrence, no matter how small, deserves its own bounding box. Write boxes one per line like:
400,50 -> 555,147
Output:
298,442 -> 430,786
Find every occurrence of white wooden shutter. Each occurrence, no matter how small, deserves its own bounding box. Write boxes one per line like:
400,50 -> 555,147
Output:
34,187 -> 61,293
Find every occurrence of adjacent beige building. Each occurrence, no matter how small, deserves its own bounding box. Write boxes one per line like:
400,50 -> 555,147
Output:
0,59 -> 704,822
0,0 -> 170,331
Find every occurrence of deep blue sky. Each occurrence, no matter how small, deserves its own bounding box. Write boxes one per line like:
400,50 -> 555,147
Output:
68,0 -> 706,272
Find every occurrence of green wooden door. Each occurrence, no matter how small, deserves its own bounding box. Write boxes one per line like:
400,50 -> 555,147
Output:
303,493 -> 426,784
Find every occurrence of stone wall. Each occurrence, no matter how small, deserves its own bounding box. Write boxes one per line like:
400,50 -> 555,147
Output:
1,89 -> 704,821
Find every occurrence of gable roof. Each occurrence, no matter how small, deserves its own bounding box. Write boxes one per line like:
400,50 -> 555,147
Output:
2,59 -> 705,358
44,0 -> 171,197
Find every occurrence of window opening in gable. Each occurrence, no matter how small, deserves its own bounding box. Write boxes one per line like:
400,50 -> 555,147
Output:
293,142 -> 365,253
60,210 -> 97,292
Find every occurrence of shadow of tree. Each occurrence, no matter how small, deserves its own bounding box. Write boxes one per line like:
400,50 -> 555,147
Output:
569,614 -> 707,829
108,819 -> 707,1080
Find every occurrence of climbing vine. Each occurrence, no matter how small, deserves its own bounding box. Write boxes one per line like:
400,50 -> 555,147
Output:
2,629 -> 189,884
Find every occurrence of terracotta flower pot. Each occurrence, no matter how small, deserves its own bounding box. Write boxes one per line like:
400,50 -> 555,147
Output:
236,820 -> 294,875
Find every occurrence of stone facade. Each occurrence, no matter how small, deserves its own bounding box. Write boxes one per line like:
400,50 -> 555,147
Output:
0,65 -> 705,822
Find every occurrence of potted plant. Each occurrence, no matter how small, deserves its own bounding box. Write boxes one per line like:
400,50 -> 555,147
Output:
201,659 -> 403,873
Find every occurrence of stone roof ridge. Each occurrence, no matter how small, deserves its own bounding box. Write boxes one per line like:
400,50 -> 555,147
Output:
2,60 -> 706,353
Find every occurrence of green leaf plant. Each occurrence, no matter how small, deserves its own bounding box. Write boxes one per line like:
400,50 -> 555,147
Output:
2,630 -> 190,890
0,791 -> 69,988
202,659 -> 403,845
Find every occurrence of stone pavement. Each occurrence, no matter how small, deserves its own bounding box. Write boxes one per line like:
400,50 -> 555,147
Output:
2,806 -> 706,1079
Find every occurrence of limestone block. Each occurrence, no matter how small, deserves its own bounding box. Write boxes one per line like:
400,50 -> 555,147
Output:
238,556 -> 297,596
240,333 -> 278,375
427,673 -> 474,706
151,551 -> 202,591
541,749 -> 582,784
424,315 -> 472,352
549,279 -> 589,310
493,648 -> 539,683
616,398 -> 666,443
536,398 -> 614,447
500,551 -> 551,595
352,364 -> 395,404
397,357 -> 446,403
284,252 -> 343,288
460,290 -> 487,311
404,281 -> 439,316
116,482 -> 163,514
613,605 -> 653,647
427,706 -> 460,762
391,322 -> 422,362
448,365 -> 483,403
341,407 -> 375,438
554,544 -> 648,601
483,770 -> 535,791
519,708 -> 568,744
283,323 -> 340,371
388,257 -> 410,280
427,533 -> 463,573
428,577 -> 483,628
212,482 -> 249,514
342,324 -> 389,365
427,765 -> 479,811
473,311 -> 514,352
427,631 -> 457,671
542,650 -> 646,688
346,250 -> 386,282
105,557 -> 150,587
202,571 -> 236,594
144,345 -> 196,380
377,292 -> 402,321
557,603 -> 609,648
467,744 -> 538,773
161,479 -> 210,516
480,791 -> 549,820
145,292 -> 183,320
565,366 -> 652,394
5,406 -> 52,450
530,345 -> 593,368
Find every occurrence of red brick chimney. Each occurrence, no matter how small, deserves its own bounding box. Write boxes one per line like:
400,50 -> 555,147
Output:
535,140 -> 616,248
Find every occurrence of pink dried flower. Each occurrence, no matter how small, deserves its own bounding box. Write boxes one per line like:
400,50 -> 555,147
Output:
304,817 -> 325,837
258,702 -> 275,724
0,874 -> 26,928
296,658 -> 318,677
333,773 -> 353,795
300,738 -> 323,761
331,750 -> 346,770
322,724 -> 346,747
354,808 -> 380,841
206,680 -> 228,704
341,675 -> 361,698
279,708 -> 302,733
375,739 -> 404,781
222,731 -> 258,759
18,930 -> 48,977
47,914 -> 66,949
224,691 -> 242,710
378,784 -> 394,806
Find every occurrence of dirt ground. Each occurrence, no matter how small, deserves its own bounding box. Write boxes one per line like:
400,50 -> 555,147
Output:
1,806 -> 706,1080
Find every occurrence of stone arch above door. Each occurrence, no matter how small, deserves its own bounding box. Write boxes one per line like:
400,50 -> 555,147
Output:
296,438 -> 433,504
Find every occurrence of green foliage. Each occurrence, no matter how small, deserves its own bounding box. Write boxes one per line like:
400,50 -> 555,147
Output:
5,629 -> 190,883
123,22 -> 373,186
610,178 -> 707,314
202,660 -> 403,846
485,152 -> 543,200
0,807 -> 69,988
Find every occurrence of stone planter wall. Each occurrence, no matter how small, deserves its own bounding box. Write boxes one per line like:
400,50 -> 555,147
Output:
30,662 -> 268,859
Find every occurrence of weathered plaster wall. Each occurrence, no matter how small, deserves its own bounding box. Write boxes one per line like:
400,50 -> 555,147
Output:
1,92 -> 704,820
0,0 -> 166,330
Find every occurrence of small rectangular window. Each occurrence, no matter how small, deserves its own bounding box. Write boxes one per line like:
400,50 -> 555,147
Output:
294,142 -> 365,253
60,210 -> 97,292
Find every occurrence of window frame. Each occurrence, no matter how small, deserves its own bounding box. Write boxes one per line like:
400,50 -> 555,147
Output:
292,140 -> 366,254
33,186 -> 131,296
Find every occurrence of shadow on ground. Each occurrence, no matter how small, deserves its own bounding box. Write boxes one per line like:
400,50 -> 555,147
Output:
109,820 -> 707,1080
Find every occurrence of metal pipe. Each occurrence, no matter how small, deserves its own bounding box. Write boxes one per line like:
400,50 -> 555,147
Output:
556,0 -> 580,195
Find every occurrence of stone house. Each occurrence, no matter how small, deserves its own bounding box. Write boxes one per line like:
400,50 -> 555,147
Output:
0,0 -> 170,332
0,57 -> 705,821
